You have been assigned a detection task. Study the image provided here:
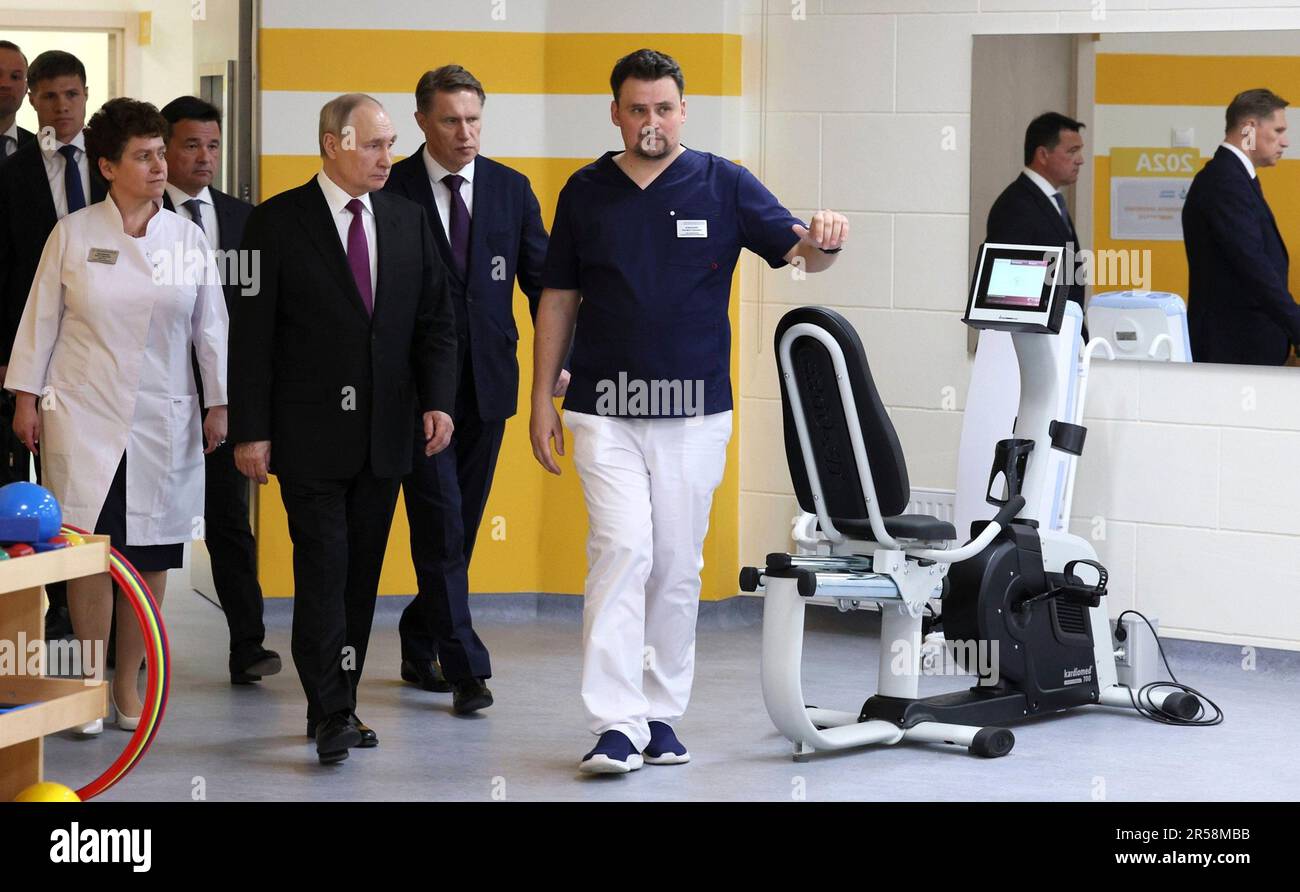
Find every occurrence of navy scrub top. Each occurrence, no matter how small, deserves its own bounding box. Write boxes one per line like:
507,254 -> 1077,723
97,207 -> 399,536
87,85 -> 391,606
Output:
544,147 -> 802,417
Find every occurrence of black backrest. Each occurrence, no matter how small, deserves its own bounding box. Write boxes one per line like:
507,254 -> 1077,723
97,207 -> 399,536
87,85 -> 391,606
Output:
775,306 -> 911,521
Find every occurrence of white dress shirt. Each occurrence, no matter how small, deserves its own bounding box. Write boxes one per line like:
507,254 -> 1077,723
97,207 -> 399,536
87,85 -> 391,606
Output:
2,121 -> 18,158
164,182 -> 220,248
1022,166 -> 1063,204
421,146 -> 474,237
1220,141 -> 1257,180
316,170 -> 377,297
41,129 -> 92,220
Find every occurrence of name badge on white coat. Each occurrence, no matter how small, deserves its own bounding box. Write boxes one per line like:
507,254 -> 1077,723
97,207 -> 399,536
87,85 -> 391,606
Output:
676,219 -> 708,238
88,248 -> 119,264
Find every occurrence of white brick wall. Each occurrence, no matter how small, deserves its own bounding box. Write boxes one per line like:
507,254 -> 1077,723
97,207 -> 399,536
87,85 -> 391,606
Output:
739,1 -> 1300,650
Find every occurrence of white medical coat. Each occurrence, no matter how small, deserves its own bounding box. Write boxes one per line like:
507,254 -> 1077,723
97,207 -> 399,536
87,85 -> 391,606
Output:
5,198 -> 228,544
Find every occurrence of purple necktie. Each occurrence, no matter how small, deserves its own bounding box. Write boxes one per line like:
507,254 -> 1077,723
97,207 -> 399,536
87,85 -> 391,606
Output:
442,173 -> 469,276
345,198 -> 373,316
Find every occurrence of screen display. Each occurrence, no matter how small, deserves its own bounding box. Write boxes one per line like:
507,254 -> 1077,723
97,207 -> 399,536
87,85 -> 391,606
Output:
965,243 -> 1065,333
985,258 -> 1049,308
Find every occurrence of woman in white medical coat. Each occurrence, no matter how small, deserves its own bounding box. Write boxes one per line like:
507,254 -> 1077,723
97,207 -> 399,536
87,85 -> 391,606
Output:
7,98 -> 228,730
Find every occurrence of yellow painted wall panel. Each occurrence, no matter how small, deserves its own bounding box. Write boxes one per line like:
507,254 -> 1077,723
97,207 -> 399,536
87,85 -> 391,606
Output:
1096,54 -> 1300,106
260,30 -> 742,96
1091,155 -> 1190,301
1094,52 -> 1300,307
256,19 -> 744,600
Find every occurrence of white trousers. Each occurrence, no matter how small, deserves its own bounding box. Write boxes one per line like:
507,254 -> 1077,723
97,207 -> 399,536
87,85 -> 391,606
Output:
565,410 -> 733,750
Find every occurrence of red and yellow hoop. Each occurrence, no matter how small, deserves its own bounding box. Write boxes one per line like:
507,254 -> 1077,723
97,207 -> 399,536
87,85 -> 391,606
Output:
61,523 -> 171,800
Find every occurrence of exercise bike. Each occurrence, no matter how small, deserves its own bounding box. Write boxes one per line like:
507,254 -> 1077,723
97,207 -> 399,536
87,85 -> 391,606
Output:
740,243 -> 1203,760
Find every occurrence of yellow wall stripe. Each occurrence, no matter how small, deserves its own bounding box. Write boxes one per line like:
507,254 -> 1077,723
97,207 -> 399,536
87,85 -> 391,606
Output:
260,30 -> 743,96
1096,53 -> 1300,106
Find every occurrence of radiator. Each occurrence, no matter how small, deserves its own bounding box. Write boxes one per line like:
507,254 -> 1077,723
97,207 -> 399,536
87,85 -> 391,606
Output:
906,488 -> 956,524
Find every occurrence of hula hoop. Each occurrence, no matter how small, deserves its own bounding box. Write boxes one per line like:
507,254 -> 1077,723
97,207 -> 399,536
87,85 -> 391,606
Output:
60,524 -> 170,800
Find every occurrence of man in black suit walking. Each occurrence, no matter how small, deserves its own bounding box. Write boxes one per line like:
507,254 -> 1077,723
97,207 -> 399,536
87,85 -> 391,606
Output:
1182,88 -> 1300,365
384,65 -> 553,714
0,41 -> 34,163
0,49 -> 105,640
986,112 -> 1088,317
0,49 -> 106,395
160,95 -> 282,686
230,94 -> 458,765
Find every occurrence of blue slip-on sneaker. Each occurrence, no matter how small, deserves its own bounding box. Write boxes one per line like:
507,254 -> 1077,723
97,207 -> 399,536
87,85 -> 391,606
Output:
643,721 -> 691,765
579,730 -> 644,774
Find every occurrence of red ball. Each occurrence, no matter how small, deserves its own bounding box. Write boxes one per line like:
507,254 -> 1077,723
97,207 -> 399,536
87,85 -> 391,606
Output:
4,543 -> 35,558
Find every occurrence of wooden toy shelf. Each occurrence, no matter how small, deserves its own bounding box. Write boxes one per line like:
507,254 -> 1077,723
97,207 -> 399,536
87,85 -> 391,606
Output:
0,535 -> 111,800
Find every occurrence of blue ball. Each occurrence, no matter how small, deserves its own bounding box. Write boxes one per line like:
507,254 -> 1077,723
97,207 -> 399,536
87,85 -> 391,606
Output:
0,482 -> 62,541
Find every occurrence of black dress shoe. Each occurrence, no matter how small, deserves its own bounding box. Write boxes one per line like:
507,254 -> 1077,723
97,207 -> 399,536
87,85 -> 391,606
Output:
315,712 -> 361,764
401,658 -> 451,693
231,648 -> 283,685
451,678 -> 494,716
351,714 -> 378,748
307,712 -> 377,748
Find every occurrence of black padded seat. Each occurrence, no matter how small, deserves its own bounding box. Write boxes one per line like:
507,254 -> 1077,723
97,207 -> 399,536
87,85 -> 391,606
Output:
778,307 -> 959,544
822,515 -> 956,542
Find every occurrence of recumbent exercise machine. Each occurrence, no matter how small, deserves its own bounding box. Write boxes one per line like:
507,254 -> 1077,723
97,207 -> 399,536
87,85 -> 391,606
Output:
740,243 -> 1204,760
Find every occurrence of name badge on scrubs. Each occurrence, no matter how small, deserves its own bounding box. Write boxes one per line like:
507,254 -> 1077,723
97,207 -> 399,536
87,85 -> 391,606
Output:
87,248 -> 119,265
676,219 -> 708,238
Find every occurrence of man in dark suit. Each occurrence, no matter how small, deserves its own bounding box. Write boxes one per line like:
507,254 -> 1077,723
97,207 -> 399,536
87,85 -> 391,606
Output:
0,50 -> 104,641
986,111 -> 1088,317
0,49 -> 106,396
1183,88 -> 1300,365
383,65 -> 552,714
0,41 -> 35,163
230,94 -> 458,765
160,95 -> 282,686
0,41 -> 32,483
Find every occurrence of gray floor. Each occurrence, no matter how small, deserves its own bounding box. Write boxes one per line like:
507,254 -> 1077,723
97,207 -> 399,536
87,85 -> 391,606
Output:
45,584 -> 1300,802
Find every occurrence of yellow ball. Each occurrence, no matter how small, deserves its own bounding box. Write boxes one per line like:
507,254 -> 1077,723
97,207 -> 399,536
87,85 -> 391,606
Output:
14,782 -> 81,802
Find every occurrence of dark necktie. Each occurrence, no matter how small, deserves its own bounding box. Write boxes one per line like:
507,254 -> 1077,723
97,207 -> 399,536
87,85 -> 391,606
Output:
345,198 -> 373,316
1052,191 -> 1073,234
1251,175 -> 1281,242
442,173 -> 469,275
183,198 -> 205,234
59,144 -> 86,213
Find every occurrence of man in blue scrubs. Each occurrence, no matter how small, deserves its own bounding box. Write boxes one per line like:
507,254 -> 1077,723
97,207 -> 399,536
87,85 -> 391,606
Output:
531,49 -> 848,774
